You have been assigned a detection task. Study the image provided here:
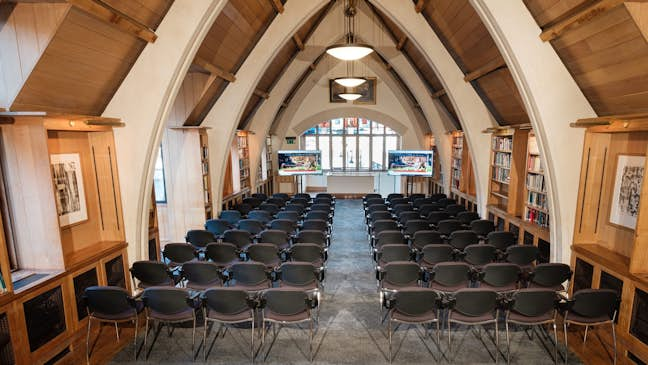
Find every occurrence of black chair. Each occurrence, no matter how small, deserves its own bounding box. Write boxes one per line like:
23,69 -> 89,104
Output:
369,211 -> 392,224
276,262 -> 320,291
505,245 -> 539,270
130,261 -> 175,289
376,244 -> 412,267
258,229 -> 291,251
505,288 -> 559,364
259,203 -> 280,215
301,219 -> 329,233
487,231 -> 517,252
398,211 -> 420,226
205,219 -> 232,236
463,244 -> 497,268
246,243 -> 281,269
471,219 -> 496,238
385,288 -> 441,363
252,193 -> 268,201
272,193 -> 290,201
227,261 -> 272,291
289,243 -> 326,267
142,287 -> 198,360
447,288 -> 499,362
448,230 -> 480,251
84,286 -> 143,361
222,229 -> 253,250
260,288 -> 316,362
267,198 -> 286,208
290,198 -> 309,207
235,203 -> 253,216
268,218 -> 297,234
248,210 -> 273,225
445,204 -> 466,217
428,262 -> 471,293
403,219 -> 431,238
315,193 -> 334,201
186,229 -> 216,250
162,243 -> 197,268
413,197 -> 434,209
377,261 -> 422,320
305,210 -> 329,222
418,244 -> 455,270
237,219 -> 265,235
294,193 -> 312,201
219,210 -> 242,225
392,204 -> 413,217
427,211 -> 451,226
284,204 -> 306,216
437,219 -> 464,236
311,203 -> 332,213
374,231 -> 407,250
204,242 -> 240,268
411,230 -> 444,252
181,261 -> 223,290
429,193 -> 447,202
563,289 -> 620,365
419,203 -> 443,218
201,288 -> 256,361
364,193 -> 382,202
295,230 -> 328,247
366,200 -> 386,212
391,198 -> 410,208
276,211 -> 301,223
438,198 -> 456,207
409,193 -> 426,202
528,263 -> 572,292
371,220 -> 400,246
243,197 -> 263,208
456,211 -> 480,225
479,263 -> 521,293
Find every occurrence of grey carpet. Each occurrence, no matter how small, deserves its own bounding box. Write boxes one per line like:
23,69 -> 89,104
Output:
110,199 -> 581,364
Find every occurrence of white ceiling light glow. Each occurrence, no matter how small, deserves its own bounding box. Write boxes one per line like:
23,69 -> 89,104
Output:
334,77 -> 367,88
339,93 -> 363,101
326,0 -> 374,61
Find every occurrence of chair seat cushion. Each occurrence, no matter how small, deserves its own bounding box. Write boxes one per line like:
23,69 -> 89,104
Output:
187,278 -> 223,291
230,281 -> 271,291
148,307 -> 195,322
449,310 -> 496,324
92,301 -> 143,321
565,312 -> 611,324
430,282 -> 468,293
391,309 -> 437,323
479,282 -> 517,293
508,310 -> 554,324
279,281 -> 318,290
207,309 -> 253,323
264,308 -> 310,322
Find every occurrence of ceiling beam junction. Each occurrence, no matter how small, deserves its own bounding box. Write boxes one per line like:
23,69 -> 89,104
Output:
270,0 -> 284,14
539,0 -> 624,41
463,58 -> 507,82
67,0 -> 157,42
193,57 -> 236,83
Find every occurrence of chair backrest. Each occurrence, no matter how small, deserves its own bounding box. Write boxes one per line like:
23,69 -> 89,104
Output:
364,193 -> 382,201
510,288 -> 557,317
486,231 -> 516,251
284,204 -> 305,215
181,262 -> 221,286
186,229 -> 216,248
375,230 -> 406,247
427,211 -> 450,225
437,198 -> 456,207
393,288 -> 440,316
313,197 -> 332,205
448,230 -> 479,250
409,193 -> 426,203
452,288 -> 497,317
421,244 -> 455,266
463,244 -> 497,266
419,203 -> 444,217
311,203 -> 331,212
413,198 -> 435,209
289,243 -> 325,265
262,288 -> 309,317
382,261 -> 421,287
246,243 -> 280,268
387,193 -> 404,202
130,261 -> 172,287
259,203 -> 280,214
294,193 -> 312,201
219,210 -> 242,225
229,262 -> 269,286
267,198 -> 287,207
222,229 -> 253,249
391,198 -> 410,207
305,211 -> 329,221
162,243 -> 196,265
301,219 -> 328,232
429,193 -> 447,202
377,244 -> 411,264
431,262 -> 471,288
204,219 -> 232,236
392,204 -> 412,216
295,230 -> 327,245
316,193 -> 333,200
203,288 -> 251,315
505,245 -> 539,267
272,193 -> 290,201
570,289 -> 619,320
370,211 -> 393,222
251,193 -> 268,201
235,203 -> 253,216
398,211 -> 420,225
437,219 -> 464,236
372,220 -> 399,234
404,219 -> 431,236
456,211 -> 481,225
279,262 -> 317,286
237,219 -> 265,235
481,263 -> 521,288
412,230 -> 444,251
258,229 -> 290,246
248,210 -> 273,224
470,219 -> 495,236
84,286 -> 135,316
365,198 -> 385,208
530,263 -> 572,289
243,197 -> 263,208
268,219 -> 296,234
205,242 -> 239,267
291,197 -> 310,206
444,204 -> 466,217
276,211 -> 300,223
368,204 -> 388,214
142,287 -> 192,315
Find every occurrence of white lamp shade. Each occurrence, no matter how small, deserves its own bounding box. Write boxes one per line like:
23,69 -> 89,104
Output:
334,77 -> 367,88
339,93 -> 363,101
326,44 -> 374,61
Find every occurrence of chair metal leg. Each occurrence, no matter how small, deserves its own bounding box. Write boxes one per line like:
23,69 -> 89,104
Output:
506,321 -> 510,365
134,317 -> 139,360
448,320 -> 452,361
611,321 -> 617,365
388,319 -> 392,363
553,322 -> 558,365
192,316 -> 196,361
563,321 -> 568,364
495,321 -> 499,364
144,317 -> 150,360
86,318 -> 92,364
583,325 -> 588,344
436,320 -> 440,349
115,322 -> 120,341
203,314 -> 208,361
309,318 -> 314,362
251,312 -> 255,363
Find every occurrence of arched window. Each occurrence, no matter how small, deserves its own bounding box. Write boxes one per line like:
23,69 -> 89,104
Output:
301,118 -> 400,171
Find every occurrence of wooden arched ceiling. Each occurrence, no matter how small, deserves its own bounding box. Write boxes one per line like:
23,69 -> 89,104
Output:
237,0 -> 335,130
524,0 -> 648,116
2,0 -> 173,115
414,0 -> 531,126
183,0 -> 286,126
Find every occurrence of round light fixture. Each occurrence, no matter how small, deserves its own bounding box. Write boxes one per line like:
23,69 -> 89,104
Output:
326,43 -> 374,61
334,77 -> 367,88
339,93 -> 363,101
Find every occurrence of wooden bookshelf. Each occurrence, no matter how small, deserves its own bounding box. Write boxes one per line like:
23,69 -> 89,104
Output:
523,131 -> 549,228
237,131 -> 250,191
487,129 -> 528,215
200,129 -> 213,220
451,131 -> 463,190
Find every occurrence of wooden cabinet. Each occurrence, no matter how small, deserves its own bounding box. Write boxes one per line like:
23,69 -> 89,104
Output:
450,131 -> 477,210
523,132 -> 549,228
237,131 -> 250,191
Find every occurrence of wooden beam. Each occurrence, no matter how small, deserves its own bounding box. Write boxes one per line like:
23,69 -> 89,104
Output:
270,0 -> 283,13
254,88 -> 270,99
309,63 -> 316,71
185,77 -> 222,126
463,58 -> 507,82
430,89 -> 446,98
293,34 -> 304,51
539,0 -> 624,42
396,36 -> 407,51
193,57 -> 236,83
415,0 -> 425,13
66,0 -> 157,43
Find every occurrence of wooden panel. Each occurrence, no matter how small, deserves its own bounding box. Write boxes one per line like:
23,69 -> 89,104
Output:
100,0 -> 173,30
474,68 -> 530,125
0,118 -> 64,270
12,7 -> 145,115
630,140 -> 648,274
257,40 -> 296,93
439,94 -> 458,122
523,0 -> 597,28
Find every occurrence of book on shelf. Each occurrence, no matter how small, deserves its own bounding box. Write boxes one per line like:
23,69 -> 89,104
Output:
528,135 -> 539,155
527,191 -> 548,210
527,155 -> 544,172
492,136 -> 513,151
494,151 -> 511,168
202,146 -> 208,160
526,174 -> 546,192
0,271 -> 5,292
492,166 -> 510,183
525,207 -> 549,228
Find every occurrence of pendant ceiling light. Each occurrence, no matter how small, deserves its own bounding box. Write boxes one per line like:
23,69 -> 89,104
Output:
326,0 -> 373,61
334,77 -> 366,88
339,92 -> 363,101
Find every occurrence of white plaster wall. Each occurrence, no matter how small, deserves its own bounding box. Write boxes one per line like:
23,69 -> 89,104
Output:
471,0 -> 596,263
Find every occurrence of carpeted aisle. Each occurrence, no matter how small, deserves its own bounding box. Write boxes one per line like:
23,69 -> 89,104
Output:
110,199 -> 581,364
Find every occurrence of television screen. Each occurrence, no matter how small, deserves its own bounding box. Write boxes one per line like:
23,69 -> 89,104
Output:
387,150 -> 434,176
278,150 -> 322,176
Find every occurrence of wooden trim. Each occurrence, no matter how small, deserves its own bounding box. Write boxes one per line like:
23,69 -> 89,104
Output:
292,34 -> 304,50
193,57 -> 236,83
539,0 -> 624,42
571,114 -> 648,132
253,89 -> 270,99
67,0 -> 157,43
463,58 -> 507,82
270,0 -> 284,13
430,89 -> 446,98
415,0 -> 425,13
396,36 -> 407,50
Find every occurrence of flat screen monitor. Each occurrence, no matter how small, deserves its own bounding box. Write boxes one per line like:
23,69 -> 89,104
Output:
387,150 -> 434,176
278,150 -> 323,176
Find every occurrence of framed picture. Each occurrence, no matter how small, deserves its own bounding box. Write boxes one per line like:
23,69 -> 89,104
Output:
329,79 -> 346,103
50,153 -> 88,227
609,154 -> 645,230
354,77 -> 376,105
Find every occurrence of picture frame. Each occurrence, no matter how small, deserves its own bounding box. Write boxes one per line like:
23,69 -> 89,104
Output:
50,153 -> 88,227
329,79 -> 347,103
609,154 -> 645,230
